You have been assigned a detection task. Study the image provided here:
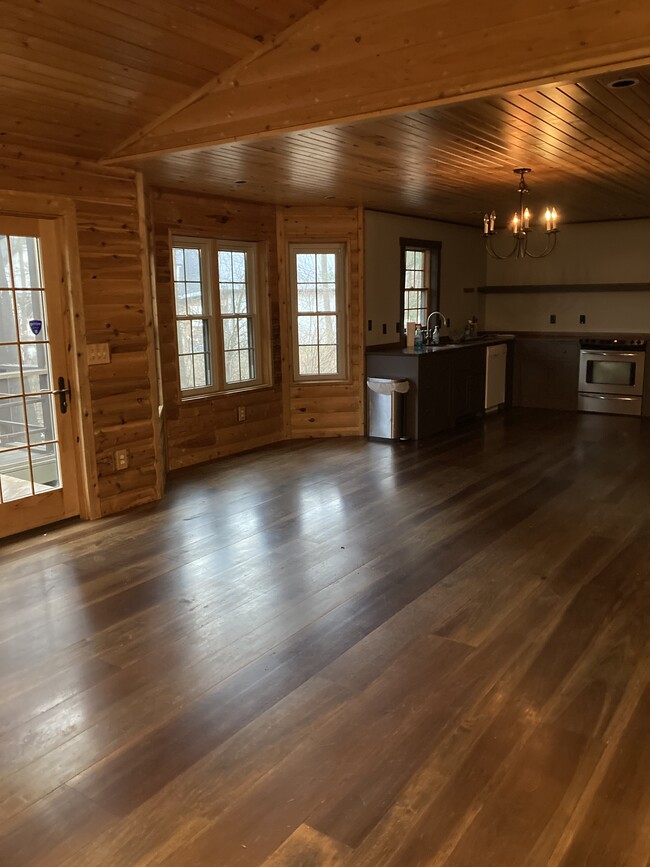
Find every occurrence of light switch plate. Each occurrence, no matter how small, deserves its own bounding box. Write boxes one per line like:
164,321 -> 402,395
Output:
88,343 -> 111,365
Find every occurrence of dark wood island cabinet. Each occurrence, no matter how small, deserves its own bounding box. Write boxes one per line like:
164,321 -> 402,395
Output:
366,338 -> 512,440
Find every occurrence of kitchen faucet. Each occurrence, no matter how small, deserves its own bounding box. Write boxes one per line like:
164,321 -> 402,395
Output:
426,311 -> 447,345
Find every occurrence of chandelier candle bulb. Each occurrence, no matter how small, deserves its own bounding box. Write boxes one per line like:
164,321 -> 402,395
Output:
483,213 -> 490,235
489,210 -> 496,233
545,208 -> 552,231
513,213 -> 519,234
523,208 -> 530,229
552,208 -> 558,230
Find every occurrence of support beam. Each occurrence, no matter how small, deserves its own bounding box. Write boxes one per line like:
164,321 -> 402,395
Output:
106,0 -> 650,164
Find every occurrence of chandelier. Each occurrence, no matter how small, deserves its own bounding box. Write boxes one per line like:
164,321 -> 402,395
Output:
483,168 -> 559,259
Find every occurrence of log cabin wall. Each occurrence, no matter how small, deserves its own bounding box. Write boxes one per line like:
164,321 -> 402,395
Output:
151,189 -> 284,471
0,145 -> 160,517
278,206 -> 365,439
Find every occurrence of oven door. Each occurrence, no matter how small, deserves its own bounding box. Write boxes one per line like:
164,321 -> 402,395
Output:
579,350 -> 645,397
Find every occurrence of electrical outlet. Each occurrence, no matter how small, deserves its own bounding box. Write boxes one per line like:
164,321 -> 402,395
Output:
237,406 -> 246,422
114,449 -> 129,470
87,343 -> 111,365
550,314 -> 557,324
579,314 -> 586,324
382,323 -> 387,334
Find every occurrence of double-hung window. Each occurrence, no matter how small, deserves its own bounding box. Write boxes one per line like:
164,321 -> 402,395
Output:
172,237 -> 267,396
290,243 -> 347,380
400,238 -> 441,330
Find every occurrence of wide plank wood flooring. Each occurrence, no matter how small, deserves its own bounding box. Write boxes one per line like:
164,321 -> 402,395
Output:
0,408 -> 648,866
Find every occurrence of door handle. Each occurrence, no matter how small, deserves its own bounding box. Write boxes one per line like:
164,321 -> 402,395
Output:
53,376 -> 71,414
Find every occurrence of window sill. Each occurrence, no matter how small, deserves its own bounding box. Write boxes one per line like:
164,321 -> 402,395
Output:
292,376 -> 351,386
180,382 -> 274,403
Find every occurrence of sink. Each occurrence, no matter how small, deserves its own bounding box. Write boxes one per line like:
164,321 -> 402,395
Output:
448,336 -> 486,345
422,336 -> 452,348
418,334 -> 506,352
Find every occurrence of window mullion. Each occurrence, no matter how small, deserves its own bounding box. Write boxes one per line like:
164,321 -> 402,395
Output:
209,241 -> 225,391
336,249 -> 345,377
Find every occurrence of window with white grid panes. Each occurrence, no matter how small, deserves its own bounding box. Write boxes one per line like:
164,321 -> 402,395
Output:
172,239 -> 267,396
291,244 -> 347,380
0,234 -> 61,502
400,239 -> 441,331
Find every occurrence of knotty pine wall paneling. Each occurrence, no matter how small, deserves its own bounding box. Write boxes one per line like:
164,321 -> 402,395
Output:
151,189 -> 284,470
0,145 -> 160,517
279,205 -> 365,438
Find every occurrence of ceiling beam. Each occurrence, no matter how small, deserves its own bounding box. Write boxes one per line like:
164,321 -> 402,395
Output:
105,0 -> 650,164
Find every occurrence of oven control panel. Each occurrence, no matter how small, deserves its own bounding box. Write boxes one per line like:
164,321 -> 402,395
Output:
580,337 -> 646,351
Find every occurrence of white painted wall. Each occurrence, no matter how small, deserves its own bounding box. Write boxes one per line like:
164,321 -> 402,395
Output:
484,219 -> 650,333
364,210 -> 486,345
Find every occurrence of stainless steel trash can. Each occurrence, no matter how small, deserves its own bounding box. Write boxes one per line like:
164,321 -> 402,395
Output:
367,378 -> 409,439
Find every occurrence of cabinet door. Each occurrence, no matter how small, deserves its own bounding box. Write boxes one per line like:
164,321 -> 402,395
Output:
418,353 -> 453,437
452,346 -> 486,421
514,339 -> 579,411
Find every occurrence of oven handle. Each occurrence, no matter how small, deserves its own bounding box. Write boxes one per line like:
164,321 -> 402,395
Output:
580,350 -> 641,358
582,394 -> 638,401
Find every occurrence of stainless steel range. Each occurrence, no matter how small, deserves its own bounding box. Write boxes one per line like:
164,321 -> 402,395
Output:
579,338 -> 646,416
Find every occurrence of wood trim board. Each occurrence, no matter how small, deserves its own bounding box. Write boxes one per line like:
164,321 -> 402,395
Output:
479,283 -> 650,294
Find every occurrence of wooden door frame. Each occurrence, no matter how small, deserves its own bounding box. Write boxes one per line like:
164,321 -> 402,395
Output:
135,175 -> 166,499
0,190 -> 101,520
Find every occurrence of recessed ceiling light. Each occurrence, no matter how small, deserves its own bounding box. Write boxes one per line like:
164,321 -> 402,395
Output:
235,179 -> 247,185
606,77 -> 639,89
324,195 -> 336,200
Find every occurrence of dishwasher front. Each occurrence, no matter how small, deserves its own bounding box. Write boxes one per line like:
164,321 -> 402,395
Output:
485,343 -> 507,412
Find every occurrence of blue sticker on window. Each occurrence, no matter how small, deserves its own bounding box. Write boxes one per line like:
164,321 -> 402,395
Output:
29,320 -> 43,336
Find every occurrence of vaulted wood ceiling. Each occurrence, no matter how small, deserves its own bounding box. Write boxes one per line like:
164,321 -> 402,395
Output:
2,0 -> 650,225
0,0 -> 324,158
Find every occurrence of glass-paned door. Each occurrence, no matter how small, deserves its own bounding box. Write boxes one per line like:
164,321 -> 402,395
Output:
0,216 -> 79,537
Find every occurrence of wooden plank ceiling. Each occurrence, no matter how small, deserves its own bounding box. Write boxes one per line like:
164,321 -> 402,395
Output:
1,0 -> 650,224
134,67 -> 650,225
108,0 -> 650,162
0,0 -> 324,158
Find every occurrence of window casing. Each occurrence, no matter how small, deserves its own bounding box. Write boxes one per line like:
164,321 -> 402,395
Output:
172,237 -> 269,396
289,244 -> 347,381
400,238 -> 441,330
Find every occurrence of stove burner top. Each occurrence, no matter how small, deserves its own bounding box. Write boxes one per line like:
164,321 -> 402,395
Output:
580,337 -> 646,351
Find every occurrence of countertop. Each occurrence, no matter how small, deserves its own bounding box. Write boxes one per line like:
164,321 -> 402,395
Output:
484,331 -> 650,341
367,334 -> 515,357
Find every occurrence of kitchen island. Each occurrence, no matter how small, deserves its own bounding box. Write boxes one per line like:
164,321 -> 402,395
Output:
367,335 -> 514,440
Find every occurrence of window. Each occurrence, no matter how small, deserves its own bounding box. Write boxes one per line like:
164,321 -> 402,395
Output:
172,238 -> 268,395
400,238 -> 441,330
290,244 -> 347,380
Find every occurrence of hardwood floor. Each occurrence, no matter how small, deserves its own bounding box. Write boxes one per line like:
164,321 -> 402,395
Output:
0,409 -> 648,867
